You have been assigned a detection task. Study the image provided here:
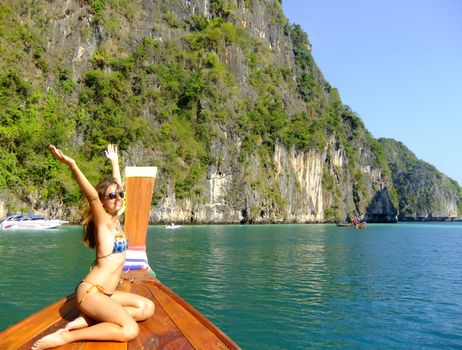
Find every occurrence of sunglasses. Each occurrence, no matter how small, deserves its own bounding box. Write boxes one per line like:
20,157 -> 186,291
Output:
105,191 -> 125,200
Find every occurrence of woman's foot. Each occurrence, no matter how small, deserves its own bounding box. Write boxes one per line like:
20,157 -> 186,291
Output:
31,328 -> 69,349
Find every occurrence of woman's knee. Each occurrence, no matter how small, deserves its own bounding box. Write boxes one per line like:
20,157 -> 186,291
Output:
141,299 -> 155,319
121,320 -> 139,341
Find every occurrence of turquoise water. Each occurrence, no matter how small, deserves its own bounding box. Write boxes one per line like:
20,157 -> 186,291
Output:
1,223 -> 462,349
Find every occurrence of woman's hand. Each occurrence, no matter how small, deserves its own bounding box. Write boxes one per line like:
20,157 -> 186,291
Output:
105,144 -> 123,188
49,145 -> 76,167
104,144 -> 118,163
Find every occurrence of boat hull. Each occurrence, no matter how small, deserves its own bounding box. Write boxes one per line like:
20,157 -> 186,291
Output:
0,270 -> 240,349
165,225 -> 181,230
336,223 -> 367,229
1,220 -> 68,230
1,214 -> 68,230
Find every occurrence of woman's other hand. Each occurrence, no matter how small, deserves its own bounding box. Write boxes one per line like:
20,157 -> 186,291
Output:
105,144 -> 118,163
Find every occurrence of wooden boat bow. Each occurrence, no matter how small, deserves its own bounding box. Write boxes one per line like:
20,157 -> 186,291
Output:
0,167 -> 240,350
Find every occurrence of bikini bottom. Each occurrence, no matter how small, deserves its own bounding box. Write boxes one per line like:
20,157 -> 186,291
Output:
76,279 -> 113,305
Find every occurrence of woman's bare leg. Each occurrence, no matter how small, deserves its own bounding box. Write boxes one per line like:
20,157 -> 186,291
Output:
65,290 -> 154,330
65,313 -> 94,331
32,320 -> 137,349
111,290 -> 155,321
31,293 -> 138,350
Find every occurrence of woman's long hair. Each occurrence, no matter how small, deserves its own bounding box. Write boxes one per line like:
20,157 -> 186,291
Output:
81,176 -> 120,248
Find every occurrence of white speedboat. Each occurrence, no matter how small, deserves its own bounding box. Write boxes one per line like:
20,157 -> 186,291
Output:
0,214 -> 69,230
164,223 -> 181,230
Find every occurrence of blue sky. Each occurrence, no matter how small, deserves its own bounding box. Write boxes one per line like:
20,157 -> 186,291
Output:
282,0 -> 462,186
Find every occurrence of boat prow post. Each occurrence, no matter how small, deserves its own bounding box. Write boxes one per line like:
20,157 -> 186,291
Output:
122,166 -> 157,274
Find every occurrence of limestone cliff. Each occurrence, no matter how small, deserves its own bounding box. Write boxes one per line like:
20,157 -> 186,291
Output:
380,139 -> 461,221
0,0 -> 459,223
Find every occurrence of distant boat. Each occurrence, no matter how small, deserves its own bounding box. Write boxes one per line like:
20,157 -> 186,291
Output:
0,213 -> 68,230
165,223 -> 181,229
336,222 -> 367,229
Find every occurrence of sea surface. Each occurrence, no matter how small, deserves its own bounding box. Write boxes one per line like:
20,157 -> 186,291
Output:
1,223 -> 462,349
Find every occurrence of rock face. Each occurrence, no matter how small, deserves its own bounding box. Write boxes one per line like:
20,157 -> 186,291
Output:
380,139 -> 461,221
0,0 -> 460,223
153,134 -> 398,223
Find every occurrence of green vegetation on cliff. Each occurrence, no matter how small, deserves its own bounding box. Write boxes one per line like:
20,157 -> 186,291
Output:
1,1 -> 345,205
1,0 -> 455,222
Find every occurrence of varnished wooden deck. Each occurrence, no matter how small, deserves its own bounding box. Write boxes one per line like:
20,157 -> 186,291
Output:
0,270 -> 239,350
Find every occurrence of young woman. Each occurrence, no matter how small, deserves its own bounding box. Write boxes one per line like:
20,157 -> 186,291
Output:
32,144 -> 155,350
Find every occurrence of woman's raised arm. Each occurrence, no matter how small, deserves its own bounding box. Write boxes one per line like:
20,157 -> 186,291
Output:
49,145 -> 107,224
105,144 -> 125,216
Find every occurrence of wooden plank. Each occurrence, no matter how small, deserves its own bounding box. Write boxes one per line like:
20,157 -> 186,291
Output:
79,341 -> 126,350
0,295 -> 76,350
146,281 -> 233,350
153,281 -> 239,349
128,282 -> 193,350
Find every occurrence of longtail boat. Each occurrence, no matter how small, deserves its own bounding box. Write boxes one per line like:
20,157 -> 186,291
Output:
336,222 -> 367,229
0,167 -> 240,350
